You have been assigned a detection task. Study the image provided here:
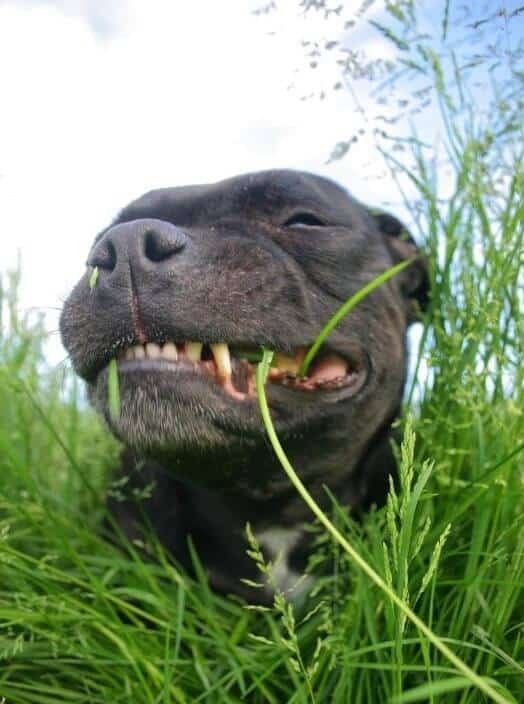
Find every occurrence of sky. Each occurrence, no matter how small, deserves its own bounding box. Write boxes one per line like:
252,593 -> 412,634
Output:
0,0 -> 521,365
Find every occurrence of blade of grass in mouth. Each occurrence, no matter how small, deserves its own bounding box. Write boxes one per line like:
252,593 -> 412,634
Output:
298,258 -> 415,377
108,358 -> 121,421
244,259 -> 416,377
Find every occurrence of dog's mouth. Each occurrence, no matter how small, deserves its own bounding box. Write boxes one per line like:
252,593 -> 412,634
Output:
112,340 -> 366,401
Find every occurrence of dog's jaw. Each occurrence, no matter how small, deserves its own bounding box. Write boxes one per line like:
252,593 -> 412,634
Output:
87,336 -> 371,474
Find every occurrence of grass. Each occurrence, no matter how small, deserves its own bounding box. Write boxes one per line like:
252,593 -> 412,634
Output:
1,56 -> 523,704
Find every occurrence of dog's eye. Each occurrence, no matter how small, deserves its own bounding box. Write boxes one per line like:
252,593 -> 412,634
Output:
283,213 -> 326,228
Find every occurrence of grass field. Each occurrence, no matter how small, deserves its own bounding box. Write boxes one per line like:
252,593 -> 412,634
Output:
0,123 -> 523,703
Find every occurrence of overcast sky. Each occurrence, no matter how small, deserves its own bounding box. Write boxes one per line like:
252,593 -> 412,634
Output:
0,0 -> 520,365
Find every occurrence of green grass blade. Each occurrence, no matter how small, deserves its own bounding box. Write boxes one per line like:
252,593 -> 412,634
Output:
299,258 -> 415,377
108,358 -> 121,421
390,676 -> 518,703
89,266 -> 99,290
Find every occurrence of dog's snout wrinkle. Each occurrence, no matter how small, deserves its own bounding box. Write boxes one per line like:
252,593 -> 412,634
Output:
129,263 -> 148,345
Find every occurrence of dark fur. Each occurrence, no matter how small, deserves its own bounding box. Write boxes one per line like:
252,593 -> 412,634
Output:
60,170 -> 428,601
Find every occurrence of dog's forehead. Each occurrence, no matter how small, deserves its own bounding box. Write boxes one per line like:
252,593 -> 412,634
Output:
115,170 -> 359,225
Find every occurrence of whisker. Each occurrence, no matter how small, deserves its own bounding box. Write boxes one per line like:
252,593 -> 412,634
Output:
23,306 -> 63,313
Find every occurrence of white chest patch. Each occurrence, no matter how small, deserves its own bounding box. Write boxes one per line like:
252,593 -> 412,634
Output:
255,526 -> 314,598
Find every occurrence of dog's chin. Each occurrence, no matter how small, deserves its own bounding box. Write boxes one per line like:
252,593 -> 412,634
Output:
89,367 -> 259,456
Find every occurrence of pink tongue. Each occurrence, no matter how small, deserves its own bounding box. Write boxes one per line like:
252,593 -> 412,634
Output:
308,354 -> 348,382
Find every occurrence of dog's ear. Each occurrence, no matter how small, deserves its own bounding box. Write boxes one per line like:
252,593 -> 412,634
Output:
372,211 -> 430,320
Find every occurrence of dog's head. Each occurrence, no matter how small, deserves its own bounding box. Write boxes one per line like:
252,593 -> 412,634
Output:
60,170 -> 428,490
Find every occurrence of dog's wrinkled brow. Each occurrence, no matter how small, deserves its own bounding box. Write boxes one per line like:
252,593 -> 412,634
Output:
108,170 -> 356,231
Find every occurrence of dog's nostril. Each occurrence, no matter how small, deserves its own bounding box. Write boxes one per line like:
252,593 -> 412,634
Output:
89,239 -> 117,271
144,227 -> 187,263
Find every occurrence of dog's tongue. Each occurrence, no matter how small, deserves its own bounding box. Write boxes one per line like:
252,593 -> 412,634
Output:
271,349 -> 349,382
230,349 -> 350,398
308,353 -> 348,382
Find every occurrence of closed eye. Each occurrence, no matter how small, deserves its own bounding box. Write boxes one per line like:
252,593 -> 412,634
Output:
282,212 -> 327,228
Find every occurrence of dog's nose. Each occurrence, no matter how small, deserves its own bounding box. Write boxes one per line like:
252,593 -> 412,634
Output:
88,218 -> 187,274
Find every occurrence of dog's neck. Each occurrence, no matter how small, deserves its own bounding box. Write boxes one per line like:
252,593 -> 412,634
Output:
157,413 -> 398,530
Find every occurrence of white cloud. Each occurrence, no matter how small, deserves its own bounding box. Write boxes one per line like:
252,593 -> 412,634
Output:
4,0 -> 129,36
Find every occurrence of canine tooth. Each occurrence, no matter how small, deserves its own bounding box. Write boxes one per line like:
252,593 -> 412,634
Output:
162,342 -> 178,361
145,343 -> 161,359
124,348 -> 134,361
134,345 -> 145,359
211,343 -> 232,379
186,342 -> 203,362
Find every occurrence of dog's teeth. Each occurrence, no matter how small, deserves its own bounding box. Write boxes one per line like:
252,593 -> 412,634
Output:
211,343 -> 232,379
134,345 -> 145,359
273,352 -> 301,375
124,348 -> 134,361
162,342 -> 178,361
145,343 -> 161,359
186,342 -> 203,362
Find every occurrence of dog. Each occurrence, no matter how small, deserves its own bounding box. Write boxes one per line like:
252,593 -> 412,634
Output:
60,170 -> 428,602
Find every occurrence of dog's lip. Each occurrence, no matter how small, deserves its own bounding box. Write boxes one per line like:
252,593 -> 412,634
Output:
116,355 -> 251,401
107,342 -> 369,403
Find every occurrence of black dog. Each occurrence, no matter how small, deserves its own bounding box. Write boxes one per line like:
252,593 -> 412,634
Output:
60,170 -> 428,602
